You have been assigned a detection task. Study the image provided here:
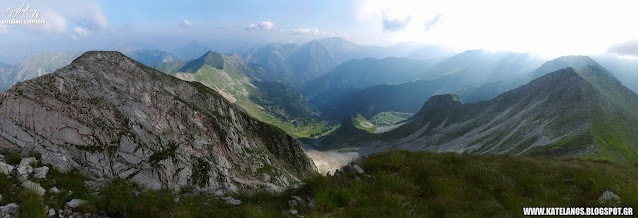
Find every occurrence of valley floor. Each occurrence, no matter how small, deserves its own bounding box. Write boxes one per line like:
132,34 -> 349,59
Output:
302,145 -> 358,175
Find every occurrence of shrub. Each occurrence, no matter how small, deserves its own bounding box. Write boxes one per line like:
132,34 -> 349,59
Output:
92,179 -> 176,217
0,174 -> 19,205
18,189 -> 46,218
6,153 -> 21,165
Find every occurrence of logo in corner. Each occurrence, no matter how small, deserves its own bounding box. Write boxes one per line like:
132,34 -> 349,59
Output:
2,1 -> 46,25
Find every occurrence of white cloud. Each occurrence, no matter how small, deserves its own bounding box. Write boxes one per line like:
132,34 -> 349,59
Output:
291,28 -> 320,35
23,10 -> 68,33
356,0 -> 638,58
68,4 -> 109,31
608,40 -> 638,57
73,27 -> 88,36
71,26 -> 88,40
382,16 -> 411,32
179,19 -> 193,28
245,21 -> 275,31
423,15 -> 445,32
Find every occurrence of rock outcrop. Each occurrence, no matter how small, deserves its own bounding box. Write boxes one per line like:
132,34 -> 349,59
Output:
0,51 -> 316,193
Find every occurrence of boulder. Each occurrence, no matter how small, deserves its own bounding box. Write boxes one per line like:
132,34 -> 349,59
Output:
598,190 -> 621,203
22,181 -> 46,196
0,162 -> 13,176
15,165 -> 32,176
349,164 -> 365,174
19,157 -> 36,167
0,203 -> 19,217
32,166 -> 49,179
47,208 -> 56,217
17,174 -> 29,182
285,209 -> 298,215
49,187 -> 61,194
221,196 -> 241,206
65,199 -> 87,208
288,196 -> 305,209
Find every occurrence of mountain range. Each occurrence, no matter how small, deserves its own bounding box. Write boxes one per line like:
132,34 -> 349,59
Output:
0,50 -> 179,91
120,49 -> 176,67
302,57 -> 442,100
243,37 -> 453,83
153,50 -> 332,138
322,64 -> 638,162
155,51 -> 314,120
1,37 -> 636,165
0,52 -> 82,91
310,50 -> 545,120
458,56 -> 614,103
0,51 -> 317,192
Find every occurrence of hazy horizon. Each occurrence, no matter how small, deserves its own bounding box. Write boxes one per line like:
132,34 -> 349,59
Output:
2,0 -> 638,60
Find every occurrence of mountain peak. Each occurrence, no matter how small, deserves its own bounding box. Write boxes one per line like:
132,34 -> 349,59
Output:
310,37 -> 357,50
1,49 -> 317,192
534,55 -> 602,74
421,94 -> 464,111
553,55 -> 595,62
64,51 -> 158,79
73,51 -> 130,63
179,50 -> 225,73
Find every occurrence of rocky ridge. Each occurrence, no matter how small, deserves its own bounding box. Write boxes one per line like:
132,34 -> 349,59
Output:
324,66 -> 638,161
0,51 -> 317,194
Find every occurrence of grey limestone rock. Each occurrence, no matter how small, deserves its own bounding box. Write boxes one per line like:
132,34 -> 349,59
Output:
0,51 -> 317,194
21,180 -> 46,196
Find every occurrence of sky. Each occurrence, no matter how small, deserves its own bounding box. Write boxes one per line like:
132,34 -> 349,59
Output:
1,0 -> 638,60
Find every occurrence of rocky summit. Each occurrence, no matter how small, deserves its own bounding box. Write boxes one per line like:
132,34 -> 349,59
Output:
0,51 -> 316,194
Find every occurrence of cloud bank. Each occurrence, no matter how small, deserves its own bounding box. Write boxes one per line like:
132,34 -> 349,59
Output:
608,40 -> 638,57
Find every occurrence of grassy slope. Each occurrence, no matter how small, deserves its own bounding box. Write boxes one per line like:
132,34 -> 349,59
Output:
8,150 -> 637,217
370,111 -> 413,126
299,151 -> 638,217
154,61 -> 187,75
234,100 -> 336,138
577,66 -> 638,161
323,112 -> 413,143
155,56 -> 337,138
352,114 -> 376,133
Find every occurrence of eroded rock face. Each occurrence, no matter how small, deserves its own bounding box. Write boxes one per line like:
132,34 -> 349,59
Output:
0,51 -> 316,193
